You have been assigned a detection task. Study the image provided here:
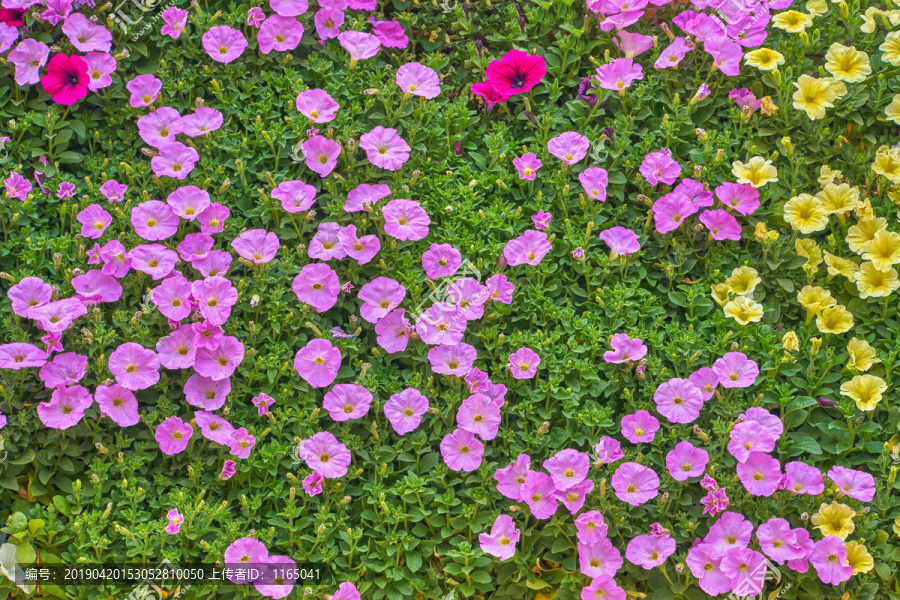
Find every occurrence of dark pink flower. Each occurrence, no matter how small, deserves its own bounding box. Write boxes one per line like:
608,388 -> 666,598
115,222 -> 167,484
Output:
485,49 -> 546,95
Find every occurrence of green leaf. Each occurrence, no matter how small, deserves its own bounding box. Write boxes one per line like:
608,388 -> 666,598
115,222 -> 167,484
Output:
15,543 -> 36,567
405,552 -> 422,572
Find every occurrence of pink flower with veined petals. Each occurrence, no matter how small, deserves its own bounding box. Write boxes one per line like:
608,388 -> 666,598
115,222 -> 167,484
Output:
614,29 -> 653,58
594,437 -> 624,464
579,167 -> 609,202
202,25 -> 248,64
700,209 -> 743,241
192,276 -> 238,325
655,37 -> 693,69
383,388 -> 429,435
323,384 -> 373,421
151,142 -> 200,180
382,199 -> 430,241
72,270 -> 122,304
295,89 -> 340,123
479,514 -> 520,561
4,172 -> 31,201
485,274 -> 515,303
155,415 -> 193,455
302,471 -> 323,496
62,13 -> 112,53
396,62 -> 441,99
338,30 -> 380,61
95,384 -> 140,426
612,462 -> 660,506
292,263 -> 340,313
470,80 -> 512,114
456,394 -> 501,440
300,431 -> 351,478
126,73 -> 162,107
160,7 -> 188,38
716,182 -> 760,215
784,462 -> 824,495
194,336 -> 244,381
77,204 -> 112,239
547,131 -> 590,165
640,148 -> 681,186
100,179 -> 127,202
621,409 -> 659,444
595,57 -> 644,92
30,298 -> 88,333
258,15 -> 304,54
827,466 -> 875,502
185,374 -> 231,411
270,0 -> 308,17
508,347 -> 540,379
686,543 -> 733,596
231,229 -> 280,264
39,352 -> 86,388
273,180 -> 317,213
578,538 -> 623,578
108,343 -> 160,390
737,452 -> 782,496
513,153 -> 541,180
167,185 -> 210,220
314,7 -> 344,40
182,107 -> 223,136
809,536 -> 853,585
368,17 -> 407,48
138,107 -> 184,148
37,385 -> 92,429
598,226 -> 641,256
360,126 -> 410,171
626,533 -> 676,569
7,276 -> 51,318
428,342 -> 477,377
131,200 -> 179,241
503,230 -> 552,266
713,351 -> 759,388
302,135 -> 341,177
654,377 -> 704,423
575,510 -> 608,545
706,36 -> 743,77
82,51 -> 116,92
603,333 -> 647,363
338,224 -> 380,265
357,277 -> 405,323
195,410 -> 234,444
652,192 -> 697,234
294,339 -> 341,388
375,309 -> 411,353
522,471 -> 559,519
197,202 -> 230,235
543,448 -> 589,491
8,39 -> 50,85
665,441 -> 709,481
156,325 -> 197,370
421,243 -> 462,279
229,427 -> 256,459
344,183 -> 390,212
494,454 -> 531,502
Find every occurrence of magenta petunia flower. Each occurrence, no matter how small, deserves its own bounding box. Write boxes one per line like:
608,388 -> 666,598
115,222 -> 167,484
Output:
485,49 -> 546,96
547,131 -> 590,165
302,470 -> 323,496
338,223 -> 382,265
165,508 -> 184,535
701,488 -> 730,517
7,277 -> 51,318
138,107 -> 184,148
302,135 -> 341,177
578,538 -> 623,578
292,263 -> 340,313
375,308 -> 411,353
788,528 -> 814,574
384,388 -> 428,435
729,87 -> 762,114
640,149 -> 681,186
611,462 -> 659,506
737,452 -> 782,496
598,227 -> 641,258
626,533 -> 676,569
712,352 -> 759,388
447,278 -> 489,320
29,298 -> 88,333
151,142 -> 200,180
705,36 -> 743,77
557,479 -> 594,514
360,126 -> 410,171
721,547 -> 767,595
620,409 -> 659,444
108,343 -> 160,390
155,416 -> 193,455
301,431 -> 351,478
272,180 -> 316,213
160,7 -> 188,38
294,339 -> 341,388
192,276 -> 238,325
195,410 -> 235,445
182,107 -> 223,136
178,233 -> 214,262
470,80 -> 512,114
603,333 -> 647,363
503,230 -> 552,266
223,537 -> 268,583
368,17 -> 406,48
323,384 -> 373,422
232,229 -> 280,264
428,343 -> 477,376
575,510 -> 608,545
512,153 -> 541,180
100,179 -> 127,203
338,30 -> 380,63
314,7 -> 344,40
809,536 -> 852,585
440,428 -> 484,472
308,222 -> 346,260
126,73 -> 162,108
203,25 -> 248,64
193,322 -> 226,350
594,437 -> 624,464
485,274 -> 515,304
581,576 -> 626,600
191,250 -> 232,278
665,441 -> 709,481
331,582 -> 362,600
415,303 -> 466,346
595,57 -> 644,92
654,377 -> 704,423
479,514 -> 520,561
71,270 -> 122,304
344,183 -> 390,212
4,172 -> 31,201
382,199 -> 430,241
531,209 -> 552,230
294,89 -> 340,123
250,393 -> 274,416
258,15 -> 304,54
457,394 -> 501,440
827,466 -> 876,502
35,384 -> 91,429
421,243 -> 462,279
41,53 -> 89,105
508,347 -> 540,379
95,384 -> 139,427
131,200 -> 179,241
615,29 -> 654,58
700,209 -> 743,241
196,202 -> 230,236
521,471 -> 559,519
716,182 -> 760,215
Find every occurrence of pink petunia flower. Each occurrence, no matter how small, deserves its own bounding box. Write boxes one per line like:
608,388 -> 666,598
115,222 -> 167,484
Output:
155,416 -> 193,455
508,347 -> 540,379
494,454 -> 531,502
737,452 -> 782,496
384,388 -> 429,435
626,533 -> 676,569
620,409 -> 659,444
37,384 -> 92,429
712,351 -> 759,388
368,17 -> 407,48
300,431 -> 351,478
640,148 -> 681,186
665,441 -> 709,481
323,384 -> 373,421
360,126 -> 410,171
108,343 -> 160,390
232,229 -> 280,264
595,57 -> 644,92
686,543 -> 733,596
421,243 -> 462,279
578,538 -> 623,578
396,62 -> 440,99
338,30 -> 380,64
700,209 -> 743,241
575,510 -> 608,545
716,182 -> 760,215
440,428 -> 484,472
603,333 -> 647,363
62,13 -> 112,53
8,39 -> 50,85
827,466 -> 876,502
194,336 -> 244,381
138,107 -> 184,148
203,25 -> 248,64
428,343 -> 477,377
126,73 -> 162,108
302,135 -> 341,177
294,339 -> 341,388
485,274 -> 515,303
160,7 -> 188,38
547,131 -> 590,165
513,153 -> 541,180
382,199 -> 430,241
611,462 -> 659,506
809,536 -> 852,585
165,509 -> 184,534
479,514 -> 520,561
292,263 -> 340,313
503,230 -> 552,266
77,204 -> 112,239
95,384 -> 140,427
181,107 -> 223,136
150,142 -> 200,180
258,15 -> 304,54
375,309 -> 411,353
344,183 -> 390,212
457,394 -> 501,440
654,377 -> 704,423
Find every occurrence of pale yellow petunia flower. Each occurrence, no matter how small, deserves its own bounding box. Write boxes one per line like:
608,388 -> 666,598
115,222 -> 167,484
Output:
744,48 -> 785,71
824,44 -> 872,82
855,261 -> 900,298
732,156 -> 778,188
724,296 -> 764,325
783,194 -> 828,234
793,75 -> 837,120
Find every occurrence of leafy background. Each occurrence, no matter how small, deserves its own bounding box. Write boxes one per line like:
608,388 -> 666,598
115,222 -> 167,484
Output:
1,0 -> 899,598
